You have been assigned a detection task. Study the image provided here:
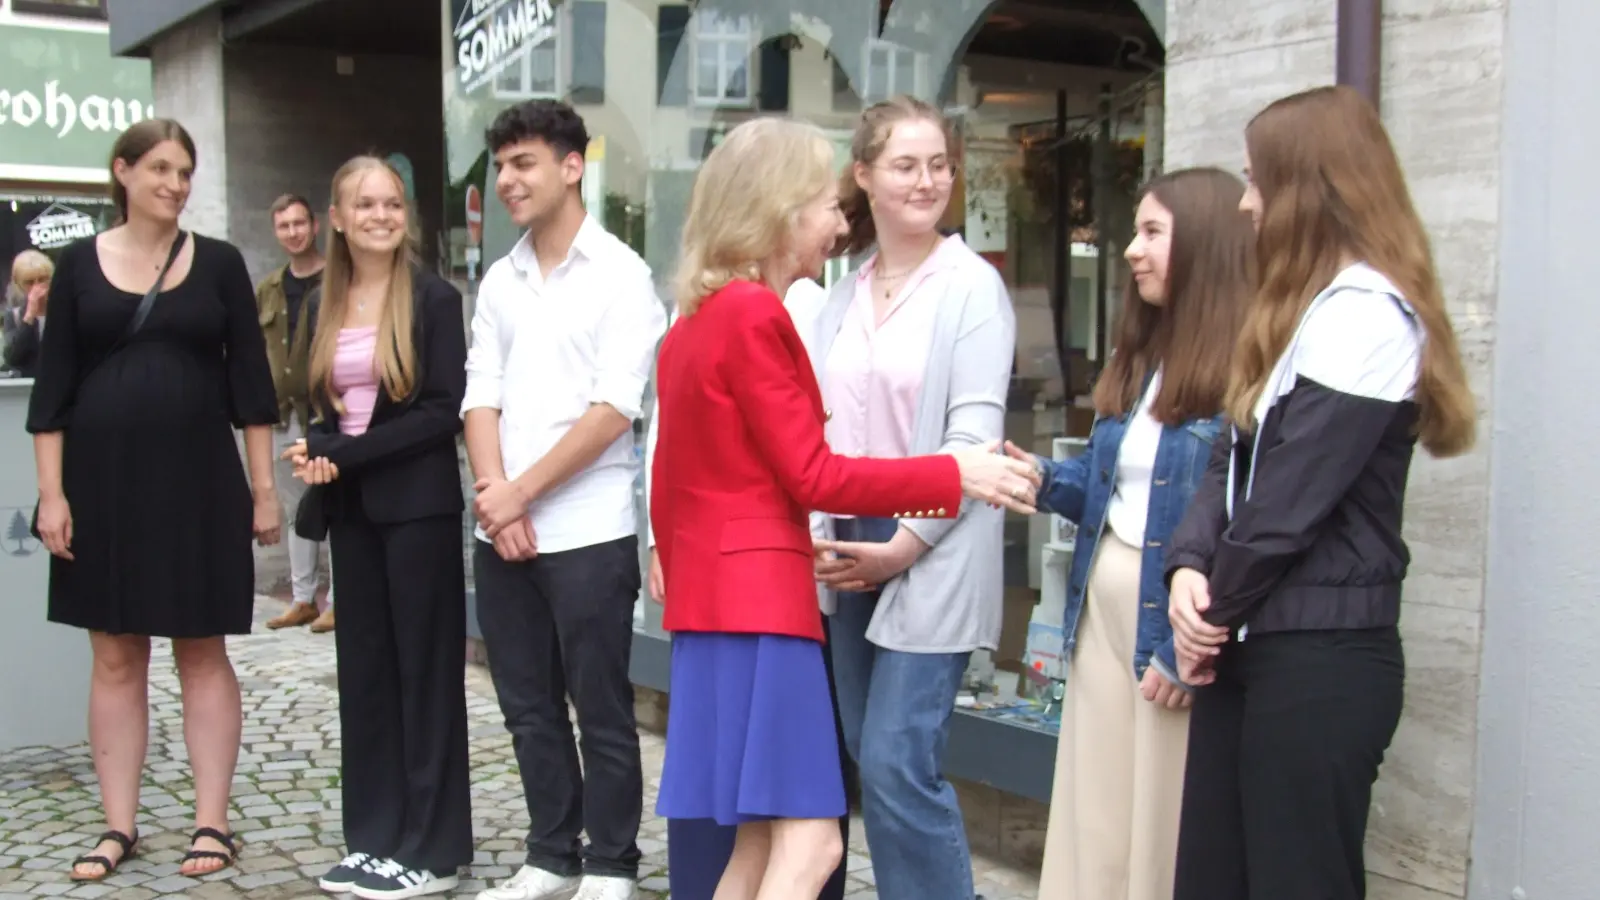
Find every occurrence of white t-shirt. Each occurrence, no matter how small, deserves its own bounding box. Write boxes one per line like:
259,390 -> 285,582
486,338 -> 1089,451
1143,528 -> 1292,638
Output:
1106,368 -> 1163,548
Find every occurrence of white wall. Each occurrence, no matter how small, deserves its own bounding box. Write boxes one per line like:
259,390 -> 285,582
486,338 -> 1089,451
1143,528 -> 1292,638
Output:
1472,0 -> 1600,897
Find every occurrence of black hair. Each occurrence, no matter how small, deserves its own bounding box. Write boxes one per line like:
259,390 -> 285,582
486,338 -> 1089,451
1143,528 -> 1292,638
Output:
485,100 -> 590,161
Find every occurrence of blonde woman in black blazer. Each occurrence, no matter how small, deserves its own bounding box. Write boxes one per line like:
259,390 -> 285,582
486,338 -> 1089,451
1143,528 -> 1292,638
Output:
283,155 -> 471,900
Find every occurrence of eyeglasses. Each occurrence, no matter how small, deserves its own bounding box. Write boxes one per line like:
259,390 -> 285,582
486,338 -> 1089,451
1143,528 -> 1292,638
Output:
875,158 -> 958,186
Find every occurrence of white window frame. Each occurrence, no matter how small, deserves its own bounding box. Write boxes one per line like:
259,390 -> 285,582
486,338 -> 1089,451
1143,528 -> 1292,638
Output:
691,11 -> 754,107
861,37 -> 927,105
491,13 -> 566,101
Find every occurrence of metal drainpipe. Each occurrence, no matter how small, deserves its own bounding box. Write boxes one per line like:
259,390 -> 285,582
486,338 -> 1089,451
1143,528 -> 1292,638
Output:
1336,0 -> 1384,105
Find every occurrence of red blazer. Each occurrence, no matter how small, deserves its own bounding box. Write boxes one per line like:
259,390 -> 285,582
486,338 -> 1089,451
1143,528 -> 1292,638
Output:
651,280 -> 962,643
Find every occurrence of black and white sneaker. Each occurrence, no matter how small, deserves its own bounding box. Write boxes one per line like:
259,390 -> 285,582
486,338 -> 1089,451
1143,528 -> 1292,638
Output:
350,858 -> 460,899
319,852 -> 378,893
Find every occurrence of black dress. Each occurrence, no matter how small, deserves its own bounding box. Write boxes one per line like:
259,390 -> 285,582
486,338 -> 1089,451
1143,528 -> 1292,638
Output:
26,234 -> 279,638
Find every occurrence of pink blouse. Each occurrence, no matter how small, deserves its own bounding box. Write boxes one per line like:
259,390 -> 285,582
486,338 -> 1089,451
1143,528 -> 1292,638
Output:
822,236 -> 956,459
331,326 -> 379,436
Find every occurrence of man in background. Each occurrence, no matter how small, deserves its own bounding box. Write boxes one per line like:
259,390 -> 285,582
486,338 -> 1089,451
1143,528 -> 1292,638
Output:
258,194 -> 335,633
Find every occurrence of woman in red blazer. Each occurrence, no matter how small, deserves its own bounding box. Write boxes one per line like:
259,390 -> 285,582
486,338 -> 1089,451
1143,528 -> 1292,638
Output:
651,116 -> 1040,900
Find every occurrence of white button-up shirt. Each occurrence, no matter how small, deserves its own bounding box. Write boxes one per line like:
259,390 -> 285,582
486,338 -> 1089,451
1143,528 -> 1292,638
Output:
462,216 -> 668,553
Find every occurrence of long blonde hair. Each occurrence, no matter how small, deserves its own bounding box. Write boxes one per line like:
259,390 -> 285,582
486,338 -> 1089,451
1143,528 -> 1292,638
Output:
674,117 -> 837,315
308,156 -> 419,414
1227,86 -> 1476,457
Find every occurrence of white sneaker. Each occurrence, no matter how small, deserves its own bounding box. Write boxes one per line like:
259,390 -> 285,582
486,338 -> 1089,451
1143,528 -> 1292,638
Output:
476,865 -> 581,900
573,875 -> 637,900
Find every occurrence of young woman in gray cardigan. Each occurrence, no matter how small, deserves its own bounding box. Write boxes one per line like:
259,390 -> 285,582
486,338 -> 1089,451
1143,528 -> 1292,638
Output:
811,96 -> 1016,900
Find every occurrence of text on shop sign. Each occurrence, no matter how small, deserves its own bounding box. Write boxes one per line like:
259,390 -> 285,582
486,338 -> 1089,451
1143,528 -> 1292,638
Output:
454,0 -> 558,95
26,204 -> 97,252
0,82 -> 151,139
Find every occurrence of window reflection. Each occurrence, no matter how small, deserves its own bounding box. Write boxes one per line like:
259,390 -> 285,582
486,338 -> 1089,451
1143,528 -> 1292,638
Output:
441,0 -> 1165,721
693,12 -> 754,106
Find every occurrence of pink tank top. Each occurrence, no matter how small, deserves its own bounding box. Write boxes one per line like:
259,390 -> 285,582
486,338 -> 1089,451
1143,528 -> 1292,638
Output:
331,326 -> 380,436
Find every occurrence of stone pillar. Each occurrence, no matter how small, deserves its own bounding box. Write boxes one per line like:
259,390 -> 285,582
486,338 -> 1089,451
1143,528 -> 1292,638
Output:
1160,2 -> 1506,899
147,10 -> 289,594
149,9 -> 229,240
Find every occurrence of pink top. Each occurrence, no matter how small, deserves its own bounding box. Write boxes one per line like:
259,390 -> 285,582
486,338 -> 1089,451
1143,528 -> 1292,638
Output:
331,326 -> 380,436
822,236 -> 956,459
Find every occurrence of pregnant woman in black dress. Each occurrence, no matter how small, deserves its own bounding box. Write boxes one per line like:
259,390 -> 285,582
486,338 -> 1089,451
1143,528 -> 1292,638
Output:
27,118 -> 282,882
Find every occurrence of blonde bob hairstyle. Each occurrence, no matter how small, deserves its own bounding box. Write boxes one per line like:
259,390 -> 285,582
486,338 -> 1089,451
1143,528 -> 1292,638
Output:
674,117 -> 836,316
308,155 -> 420,415
10,249 -> 54,289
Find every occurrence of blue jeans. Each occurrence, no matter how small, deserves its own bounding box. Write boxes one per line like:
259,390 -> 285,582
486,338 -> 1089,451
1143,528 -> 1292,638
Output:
829,517 -> 976,900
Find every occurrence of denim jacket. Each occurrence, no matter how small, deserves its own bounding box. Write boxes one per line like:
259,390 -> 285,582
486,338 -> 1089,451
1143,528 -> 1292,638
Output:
1034,393 -> 1223,688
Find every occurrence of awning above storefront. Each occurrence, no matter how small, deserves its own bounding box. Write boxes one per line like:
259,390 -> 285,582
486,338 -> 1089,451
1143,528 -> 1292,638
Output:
108,0 -> 438,58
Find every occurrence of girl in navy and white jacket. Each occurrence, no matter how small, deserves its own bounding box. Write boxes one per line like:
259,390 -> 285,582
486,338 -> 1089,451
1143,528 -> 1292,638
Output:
1165,85 -> 1479,900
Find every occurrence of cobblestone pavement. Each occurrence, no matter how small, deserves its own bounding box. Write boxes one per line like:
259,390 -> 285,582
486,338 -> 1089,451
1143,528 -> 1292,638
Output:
0,598 -> 1041,899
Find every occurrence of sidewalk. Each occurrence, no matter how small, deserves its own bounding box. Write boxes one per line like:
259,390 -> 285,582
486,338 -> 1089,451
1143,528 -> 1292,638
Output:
0,598 -> 1041,899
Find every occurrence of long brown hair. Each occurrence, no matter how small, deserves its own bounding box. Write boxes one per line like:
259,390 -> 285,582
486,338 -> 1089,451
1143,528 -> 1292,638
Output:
837,95 -> 960,257
108,118 -> 196,224
1093,168 -> 1254,425
1227,86 -> 1476,457
308,156 -> 419,414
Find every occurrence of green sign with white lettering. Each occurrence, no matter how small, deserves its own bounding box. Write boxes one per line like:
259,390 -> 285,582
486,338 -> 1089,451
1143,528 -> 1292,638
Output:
0,22 -> 153,184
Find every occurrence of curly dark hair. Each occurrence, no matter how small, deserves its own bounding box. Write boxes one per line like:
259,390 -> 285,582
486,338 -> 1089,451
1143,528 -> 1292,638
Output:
484,100 -> 590,161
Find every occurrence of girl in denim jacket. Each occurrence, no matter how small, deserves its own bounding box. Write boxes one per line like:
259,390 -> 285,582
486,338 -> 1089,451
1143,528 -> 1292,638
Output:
1011,167 -> 1254,900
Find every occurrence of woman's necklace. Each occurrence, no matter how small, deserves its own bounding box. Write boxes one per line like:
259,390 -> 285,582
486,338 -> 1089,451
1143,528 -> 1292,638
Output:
874,238 -> 941,302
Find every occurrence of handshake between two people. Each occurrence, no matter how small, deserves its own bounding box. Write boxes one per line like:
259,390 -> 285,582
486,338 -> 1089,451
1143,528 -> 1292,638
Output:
813,439 -> 1043,591
648,439 -> 1044,605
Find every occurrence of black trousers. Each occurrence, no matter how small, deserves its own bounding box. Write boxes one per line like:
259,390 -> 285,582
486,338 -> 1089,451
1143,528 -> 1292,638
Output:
1174,627 -> 1405,900
328,510 -> 473,873
665,614 -> 854,900
474,535 -> 644,878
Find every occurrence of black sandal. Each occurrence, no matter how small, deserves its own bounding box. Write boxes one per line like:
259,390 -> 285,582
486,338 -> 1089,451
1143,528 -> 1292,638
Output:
69,828 -> 138,882
181,826 -> 239,874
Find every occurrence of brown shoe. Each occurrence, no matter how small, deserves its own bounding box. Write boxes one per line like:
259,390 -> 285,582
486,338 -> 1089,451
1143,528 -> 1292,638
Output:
266,602 -> 318,629
309,608 -> 335,633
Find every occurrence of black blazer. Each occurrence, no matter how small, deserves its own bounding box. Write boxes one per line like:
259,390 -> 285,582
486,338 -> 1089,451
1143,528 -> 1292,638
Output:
305,268 -> 467,525
2,307 -> 42,377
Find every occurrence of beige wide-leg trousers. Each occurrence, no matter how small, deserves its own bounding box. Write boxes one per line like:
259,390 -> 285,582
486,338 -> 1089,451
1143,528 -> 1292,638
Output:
1038,531 -> 1191,900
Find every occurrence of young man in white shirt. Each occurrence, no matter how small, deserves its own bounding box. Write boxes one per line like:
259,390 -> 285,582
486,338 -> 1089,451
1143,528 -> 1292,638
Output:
464,101 -> 667,900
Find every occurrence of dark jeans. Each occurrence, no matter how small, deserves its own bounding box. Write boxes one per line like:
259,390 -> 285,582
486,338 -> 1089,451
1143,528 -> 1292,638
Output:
1174,627 -> 1405,900
329,511 -> 473,873
666,615 -> 854,900
474,535 -> 644,878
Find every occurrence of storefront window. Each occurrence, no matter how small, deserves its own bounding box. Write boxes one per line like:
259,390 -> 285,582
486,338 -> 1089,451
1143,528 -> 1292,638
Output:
2,193 -> 115,269
442,0 -> 1162,740
1,193 -> 115,378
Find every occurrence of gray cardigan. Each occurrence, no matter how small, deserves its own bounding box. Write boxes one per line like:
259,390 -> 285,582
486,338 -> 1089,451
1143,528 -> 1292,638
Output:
812,238 -> 1017,654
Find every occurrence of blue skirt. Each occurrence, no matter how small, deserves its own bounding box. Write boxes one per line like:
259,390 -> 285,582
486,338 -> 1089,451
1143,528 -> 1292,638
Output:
656,632 -> 847,825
